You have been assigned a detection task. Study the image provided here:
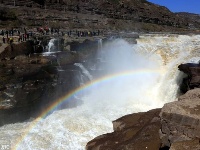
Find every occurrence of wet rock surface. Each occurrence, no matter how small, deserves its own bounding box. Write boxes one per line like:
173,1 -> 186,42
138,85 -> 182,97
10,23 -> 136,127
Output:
178,63 -> 200,93
0,39 -> 102,126
0,33 -> 138,126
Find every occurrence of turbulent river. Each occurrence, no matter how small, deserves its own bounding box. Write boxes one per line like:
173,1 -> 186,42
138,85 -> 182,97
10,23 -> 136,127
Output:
1,34 -> 200,150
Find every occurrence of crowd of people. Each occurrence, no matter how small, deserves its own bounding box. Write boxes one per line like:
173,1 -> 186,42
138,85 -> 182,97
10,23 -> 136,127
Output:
1,27 -> 102,44
37,27 -> 101,37
66,30 -> 101,37
0,28 -> 33,44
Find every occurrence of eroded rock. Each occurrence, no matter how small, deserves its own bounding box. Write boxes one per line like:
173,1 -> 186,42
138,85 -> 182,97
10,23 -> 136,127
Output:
86,109 -> 161,150
160,88 -> 200,147
0,41 -> 34,60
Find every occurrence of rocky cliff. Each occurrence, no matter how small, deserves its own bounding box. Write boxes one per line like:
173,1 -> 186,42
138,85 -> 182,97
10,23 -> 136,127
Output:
0,0 -> 199,32
176,12 -> 200,30
0,37 -> 104,125
160,88 -> 200,149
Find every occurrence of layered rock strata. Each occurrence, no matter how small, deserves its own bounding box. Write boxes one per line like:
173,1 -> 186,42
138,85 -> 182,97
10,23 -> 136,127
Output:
1,0 -> 199,32
0,39 -> 99,126
160,88 -> 200,148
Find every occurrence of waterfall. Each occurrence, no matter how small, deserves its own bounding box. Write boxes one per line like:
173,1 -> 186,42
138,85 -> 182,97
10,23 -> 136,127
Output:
48,38 -> 56,52
74,63 -> 93,80
1,34 -> 200,150
57,38 -> 60,51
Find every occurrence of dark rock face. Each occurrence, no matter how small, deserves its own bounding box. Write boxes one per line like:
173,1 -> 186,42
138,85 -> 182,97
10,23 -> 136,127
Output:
178,63 -> 200,93
0,41 -> 34,60
0,37 -> 103,126
86,109 -> 161,150
0,7 -> 17,21
176,12 -> 200,30
0,52 -> 88,125
69,39 -> 98,52
0,34 -> 125,126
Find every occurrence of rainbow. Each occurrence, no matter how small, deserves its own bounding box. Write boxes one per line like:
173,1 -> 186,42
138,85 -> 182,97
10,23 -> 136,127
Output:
13,68 -> 160,150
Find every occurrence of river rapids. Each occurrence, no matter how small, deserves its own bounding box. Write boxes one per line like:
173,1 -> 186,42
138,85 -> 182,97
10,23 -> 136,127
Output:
1,34 -> 200,150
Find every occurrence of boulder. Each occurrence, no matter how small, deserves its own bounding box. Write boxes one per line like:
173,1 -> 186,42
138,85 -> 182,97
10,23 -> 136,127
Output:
160,88 -> 200,148
0,41 -> 34,60
178,63 -> 200,93
86,109 -> 161,150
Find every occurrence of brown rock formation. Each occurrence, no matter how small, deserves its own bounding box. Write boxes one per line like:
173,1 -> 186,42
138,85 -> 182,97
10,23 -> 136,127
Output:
176,12 -> 200,30
0,41 -> 34,60
160,88 -> 200,148
86,109 -> 161,150
0,0 -> 199,32
170,139 -> 200,150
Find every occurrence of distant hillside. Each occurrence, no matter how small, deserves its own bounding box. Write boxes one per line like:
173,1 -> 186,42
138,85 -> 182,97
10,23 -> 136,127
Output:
0,0 -> 199,32
176,12 -> 200,30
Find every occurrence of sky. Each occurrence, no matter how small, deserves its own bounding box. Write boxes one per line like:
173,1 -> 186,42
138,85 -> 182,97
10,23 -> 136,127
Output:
147,0 -> 200,14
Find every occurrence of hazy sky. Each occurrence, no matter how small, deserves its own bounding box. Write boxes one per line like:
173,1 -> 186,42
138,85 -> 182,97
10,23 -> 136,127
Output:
147,0 -> 200,14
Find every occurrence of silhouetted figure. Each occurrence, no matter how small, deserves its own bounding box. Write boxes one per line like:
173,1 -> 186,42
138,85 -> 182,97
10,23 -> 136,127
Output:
17,30 -> 20,35
22,34 -> 24,41
24,34 -> 27,41
9,37 -> 14,51
24,27 -> 27,35
2,36 -> 5,43
6,30 -> 8,39
18,35 -> 21,42
27,33 -> 29,39
1,30 -> 4,36
9,37 -> 13,44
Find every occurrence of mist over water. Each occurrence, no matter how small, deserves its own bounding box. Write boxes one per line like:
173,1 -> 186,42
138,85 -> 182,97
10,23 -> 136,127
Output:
86,39 -> 163,113
1,34 -> 200,150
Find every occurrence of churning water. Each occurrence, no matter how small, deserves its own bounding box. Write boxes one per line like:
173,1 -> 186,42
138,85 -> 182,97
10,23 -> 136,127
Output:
1,34 -> 200,150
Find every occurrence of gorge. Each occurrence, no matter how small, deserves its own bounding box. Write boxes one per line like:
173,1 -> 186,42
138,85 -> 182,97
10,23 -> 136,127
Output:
0,33 -> 200,149
1,0 -> 200,149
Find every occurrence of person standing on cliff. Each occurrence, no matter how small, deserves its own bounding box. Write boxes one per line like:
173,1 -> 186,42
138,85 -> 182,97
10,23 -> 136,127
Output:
9,37 -> 14,51
18,35 -> 21,42
17,30 -> 20,36
6,30 -> 8,39
2,36 -> 5,43
22,34 -> 24,41
24,27 -> 27,35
